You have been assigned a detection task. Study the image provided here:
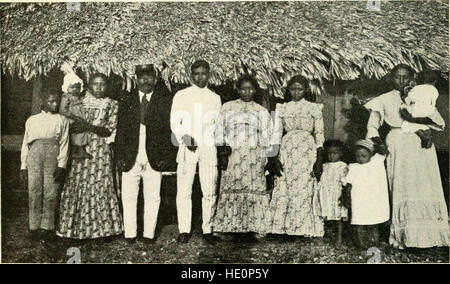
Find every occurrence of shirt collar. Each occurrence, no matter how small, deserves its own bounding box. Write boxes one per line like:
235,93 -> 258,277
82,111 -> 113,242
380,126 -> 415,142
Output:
40,110 -> 56,116
139,91 -> 153,101
191,84 -> 209,93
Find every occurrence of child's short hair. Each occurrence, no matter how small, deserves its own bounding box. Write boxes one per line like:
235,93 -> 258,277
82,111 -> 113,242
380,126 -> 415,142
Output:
324,139 -> 346,153
191,60 -> 210,72
41,88 -> 61,101
417,70 -> 438,85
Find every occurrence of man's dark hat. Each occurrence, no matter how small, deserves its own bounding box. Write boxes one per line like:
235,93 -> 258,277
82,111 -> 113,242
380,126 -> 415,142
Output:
135,64 -> 157,76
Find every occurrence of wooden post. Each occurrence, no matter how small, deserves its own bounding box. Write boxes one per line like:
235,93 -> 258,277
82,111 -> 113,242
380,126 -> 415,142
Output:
31,75 -> 42,115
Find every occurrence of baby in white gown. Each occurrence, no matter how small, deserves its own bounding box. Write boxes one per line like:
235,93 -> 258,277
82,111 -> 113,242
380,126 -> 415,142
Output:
401,70 -> 445,148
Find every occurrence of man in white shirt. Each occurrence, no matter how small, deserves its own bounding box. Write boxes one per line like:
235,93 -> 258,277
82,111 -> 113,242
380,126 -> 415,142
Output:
170,60 -> 222,244
116,64 -> 175,244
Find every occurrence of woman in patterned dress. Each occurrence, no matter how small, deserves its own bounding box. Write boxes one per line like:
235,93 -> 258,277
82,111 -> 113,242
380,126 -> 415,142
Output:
267,75 -> 325,237
57,73 -> 123,240
213,75 -> 272,240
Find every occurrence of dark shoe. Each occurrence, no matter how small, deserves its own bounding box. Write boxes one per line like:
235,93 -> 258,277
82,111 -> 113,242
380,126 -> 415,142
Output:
102,236 -> 115,243
142,237 -> 156,245
41,230 -> 58,242
203,233 -> 218,245
125,237 -> 137,245
177,233 -> 191,244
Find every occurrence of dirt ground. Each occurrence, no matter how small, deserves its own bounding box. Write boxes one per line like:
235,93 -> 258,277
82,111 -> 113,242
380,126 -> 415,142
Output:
2,151 -> 449,263
2,189 -> 448,264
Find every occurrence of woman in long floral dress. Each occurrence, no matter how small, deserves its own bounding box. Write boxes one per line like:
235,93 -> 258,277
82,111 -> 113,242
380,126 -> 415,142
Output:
57,73 -> 123,240
267,75 -> 325,237
213,75 -> 272,239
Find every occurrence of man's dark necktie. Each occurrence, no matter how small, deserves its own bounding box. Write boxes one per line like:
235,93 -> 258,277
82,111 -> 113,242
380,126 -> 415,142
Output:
140,95 -> 148,125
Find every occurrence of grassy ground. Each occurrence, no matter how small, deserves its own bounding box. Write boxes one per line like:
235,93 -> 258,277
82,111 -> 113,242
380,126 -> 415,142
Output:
2,190 -> 448,264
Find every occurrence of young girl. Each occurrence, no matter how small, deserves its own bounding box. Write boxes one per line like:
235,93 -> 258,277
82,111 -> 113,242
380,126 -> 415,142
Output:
341,139 -> 390,248
400,70 -> 445,148
20,89 -> 70,241
317,139 -> 348,245
59,72 -> 91,159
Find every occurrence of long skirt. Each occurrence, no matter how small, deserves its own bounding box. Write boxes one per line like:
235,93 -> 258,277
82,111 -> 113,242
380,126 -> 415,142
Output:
267,130 -> 324,237
57,134 -> 123,239
386,128 -> 448,248
213,145 -> 270,234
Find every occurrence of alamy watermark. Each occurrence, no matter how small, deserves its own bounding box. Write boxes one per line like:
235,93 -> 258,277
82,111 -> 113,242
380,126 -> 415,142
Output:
366,0 -> 381,12
170,106 -> 282,158
66,1 -> 81,12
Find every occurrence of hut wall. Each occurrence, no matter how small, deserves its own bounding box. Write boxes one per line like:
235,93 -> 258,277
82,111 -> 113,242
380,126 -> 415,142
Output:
1,74 -> 33,135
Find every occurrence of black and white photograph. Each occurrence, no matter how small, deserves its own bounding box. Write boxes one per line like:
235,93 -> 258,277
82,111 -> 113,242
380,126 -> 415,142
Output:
0,0 -> 449,265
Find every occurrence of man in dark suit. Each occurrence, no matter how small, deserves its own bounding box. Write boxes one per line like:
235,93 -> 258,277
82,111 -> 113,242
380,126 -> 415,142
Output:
115,64 -> 177,244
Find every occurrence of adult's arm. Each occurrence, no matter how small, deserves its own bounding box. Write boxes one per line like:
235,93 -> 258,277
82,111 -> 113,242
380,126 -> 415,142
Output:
114,94 -> 128,164
266,104 -> 284,176
70,119 -> 90,134
148,94 -> 178,171
312,103 -> 325,179
59,93 -> 71,117
399,108 -> 445,132
170,92 -> 187,146
20,119 -> 31,170
170,92 -> 196,149
399,108 -> 435,125
364,96 -> 385,139
103,100 -> 118,142
57,118 -> 70,169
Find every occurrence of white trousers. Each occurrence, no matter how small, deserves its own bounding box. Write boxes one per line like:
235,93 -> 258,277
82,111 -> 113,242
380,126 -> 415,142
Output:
121,160 -> 162,238
176,154 -> 218,234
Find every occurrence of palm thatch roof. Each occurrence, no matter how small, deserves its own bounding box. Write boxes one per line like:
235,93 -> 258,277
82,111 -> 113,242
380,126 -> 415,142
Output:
1,1 -> 448,96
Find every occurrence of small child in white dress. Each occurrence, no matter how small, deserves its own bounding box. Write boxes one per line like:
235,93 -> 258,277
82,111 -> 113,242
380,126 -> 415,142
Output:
401,70 -> 445,148
317,140 -> 348,245
341,139 -> 390,248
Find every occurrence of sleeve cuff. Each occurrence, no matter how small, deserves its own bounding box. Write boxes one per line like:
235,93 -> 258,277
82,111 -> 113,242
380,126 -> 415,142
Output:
57,162 -> 67,169
106,129 -> 117,144
366,128 -> 380,139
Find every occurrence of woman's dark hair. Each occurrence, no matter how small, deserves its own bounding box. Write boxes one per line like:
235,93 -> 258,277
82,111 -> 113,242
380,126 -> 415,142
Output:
191,60 -> 210,72
284,75 -> 315,103
235,74 -> 262,103
89,73 -> 108,84
236,74 -> 259,90
390,64 -> 416,78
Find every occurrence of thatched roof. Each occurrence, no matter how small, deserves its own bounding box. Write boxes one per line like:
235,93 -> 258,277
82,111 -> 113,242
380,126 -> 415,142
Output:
1,1 -> 448,96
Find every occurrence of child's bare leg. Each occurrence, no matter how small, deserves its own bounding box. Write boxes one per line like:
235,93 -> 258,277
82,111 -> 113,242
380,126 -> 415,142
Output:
415,129 -> 432,149
355,226 -> 365,249
370,225 -> 380,247
336,221 -> 343,245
